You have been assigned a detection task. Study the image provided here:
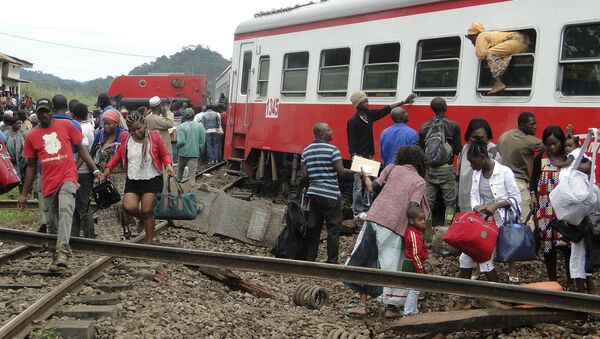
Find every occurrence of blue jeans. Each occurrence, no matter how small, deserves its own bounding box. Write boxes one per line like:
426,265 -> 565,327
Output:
206,133 -> 221,163
352,173 -> 370,215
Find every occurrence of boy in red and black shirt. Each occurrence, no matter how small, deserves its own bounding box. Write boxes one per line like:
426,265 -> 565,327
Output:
402,205 -> 429,316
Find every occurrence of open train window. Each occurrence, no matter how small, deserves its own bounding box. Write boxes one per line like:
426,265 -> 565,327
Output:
281,51 -> 309,97
240,51 -> 252,95
362,43 -> 400,97
559,22 -> 600,96
477,29 -> 537,97
257,56 -> 270,98
414,37 -> 461,97
318,48 -> 351,97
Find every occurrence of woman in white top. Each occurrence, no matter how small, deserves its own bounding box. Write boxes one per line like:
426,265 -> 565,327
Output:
103,111 -> 173,244
458,139 -> 521,283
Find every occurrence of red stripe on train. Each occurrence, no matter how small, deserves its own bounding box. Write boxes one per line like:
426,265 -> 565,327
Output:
234,0 -> 508,41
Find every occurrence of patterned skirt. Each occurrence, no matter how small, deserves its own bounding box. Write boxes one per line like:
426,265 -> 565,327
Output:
484,32 -> 530,78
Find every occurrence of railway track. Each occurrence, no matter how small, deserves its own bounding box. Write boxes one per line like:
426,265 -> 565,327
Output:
1,227 -> 599,315
0,222 -> 169,338
0,200 -> 39,210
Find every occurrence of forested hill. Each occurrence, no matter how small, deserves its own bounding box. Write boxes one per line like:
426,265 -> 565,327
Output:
129,45 -> 230,81
21,70 -> 114,94
19,45 -> 231,105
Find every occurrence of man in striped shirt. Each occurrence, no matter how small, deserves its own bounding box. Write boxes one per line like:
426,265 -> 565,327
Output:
300,123 -> 352,264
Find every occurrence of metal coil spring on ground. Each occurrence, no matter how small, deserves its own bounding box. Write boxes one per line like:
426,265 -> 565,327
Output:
327,329 -> 369,339
293,283 -> 329,310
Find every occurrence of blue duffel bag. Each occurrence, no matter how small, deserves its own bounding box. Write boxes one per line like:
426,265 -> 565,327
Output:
495,198 -> 537,263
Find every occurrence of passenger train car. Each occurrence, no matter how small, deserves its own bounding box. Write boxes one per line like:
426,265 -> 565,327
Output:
226,0 -> 600,179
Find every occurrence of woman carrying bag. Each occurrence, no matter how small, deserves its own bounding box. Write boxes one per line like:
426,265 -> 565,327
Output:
102,111 -> 173,244
459,139 -> 521,284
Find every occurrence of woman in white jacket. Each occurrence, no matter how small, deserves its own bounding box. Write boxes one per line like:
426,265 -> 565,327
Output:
459,139 -> 521,283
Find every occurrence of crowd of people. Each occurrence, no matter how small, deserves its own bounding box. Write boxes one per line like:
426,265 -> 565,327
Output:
4,92 -> 224,269
300,89 -> 597,319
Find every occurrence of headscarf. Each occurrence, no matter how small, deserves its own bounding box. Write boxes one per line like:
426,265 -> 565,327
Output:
467,22 -> 485,35
103,109 -> 121,123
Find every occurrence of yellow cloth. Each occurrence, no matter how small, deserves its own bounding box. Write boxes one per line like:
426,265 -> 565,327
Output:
468,22 -> 484,35
475,31 -> 515,60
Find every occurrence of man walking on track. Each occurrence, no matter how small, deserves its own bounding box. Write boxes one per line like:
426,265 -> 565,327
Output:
17,98 -> 103,269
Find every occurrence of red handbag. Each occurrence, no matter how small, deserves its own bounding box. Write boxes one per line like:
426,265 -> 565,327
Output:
444,212 -> 499,262
0,142 -> 21,194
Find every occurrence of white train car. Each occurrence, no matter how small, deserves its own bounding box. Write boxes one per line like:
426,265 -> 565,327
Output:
225,0 -> 600,175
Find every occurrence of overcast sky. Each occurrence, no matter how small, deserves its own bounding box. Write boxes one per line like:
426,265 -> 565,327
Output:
0,0 -> 304,82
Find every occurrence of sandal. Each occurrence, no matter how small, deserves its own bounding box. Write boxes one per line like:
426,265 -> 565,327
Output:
348,304 -> 367,318
508,275 -> 520,284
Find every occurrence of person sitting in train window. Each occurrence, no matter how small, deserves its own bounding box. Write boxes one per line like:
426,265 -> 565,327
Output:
346,90 -> 415,220
466,22 -> 530,95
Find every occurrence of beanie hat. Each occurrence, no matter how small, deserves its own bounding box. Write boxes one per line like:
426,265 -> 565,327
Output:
350,90 -> 368,107
467,22 -> 484,35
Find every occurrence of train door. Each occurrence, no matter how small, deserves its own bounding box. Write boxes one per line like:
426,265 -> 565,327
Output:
227,42 -> 255,174
234,42 -> 255,132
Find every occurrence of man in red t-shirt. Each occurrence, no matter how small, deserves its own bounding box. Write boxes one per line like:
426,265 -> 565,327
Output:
18,98 -> 102,269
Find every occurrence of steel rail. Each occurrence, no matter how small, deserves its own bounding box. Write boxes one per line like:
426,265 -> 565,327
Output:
0,227 -> 598,314
0,222 -> 169,338
0,200 -> 39,210
0,200 -> 96,210
195,161 -> 227,179
0,245 -> 37,266
221,176 -> 246,191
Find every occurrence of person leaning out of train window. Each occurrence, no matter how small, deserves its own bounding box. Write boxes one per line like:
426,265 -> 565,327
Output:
102,111 -> 173,244
346,90 -> 415,220
90,109 -> 126,171
466,22 -> 530,95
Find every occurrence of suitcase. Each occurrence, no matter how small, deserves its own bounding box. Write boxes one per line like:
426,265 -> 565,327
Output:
444,212 -> 498,262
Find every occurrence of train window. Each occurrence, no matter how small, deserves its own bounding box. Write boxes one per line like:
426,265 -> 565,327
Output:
257,56 -> 270,98
318,48 -> 351,97
477,29 -> 537,96
414,37 -> 461,97
240,51 -> 252,95
362,43 -> 400,97
559,23 -> 600,96
282,51 -> 309,97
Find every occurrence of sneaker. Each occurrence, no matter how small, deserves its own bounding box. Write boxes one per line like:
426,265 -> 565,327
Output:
55,252 -> 69,268
355,212 -> 368,220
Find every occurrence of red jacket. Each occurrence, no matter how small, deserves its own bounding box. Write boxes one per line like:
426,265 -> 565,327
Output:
106,130 -> 171,174
404,226 -> 429,273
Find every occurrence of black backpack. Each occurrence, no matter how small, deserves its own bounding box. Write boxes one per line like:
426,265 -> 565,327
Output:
271,190 -> 311,260
424,117 -> 452,167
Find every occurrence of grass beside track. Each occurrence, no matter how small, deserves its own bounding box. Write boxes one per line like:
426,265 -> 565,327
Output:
0,188 -> 41,228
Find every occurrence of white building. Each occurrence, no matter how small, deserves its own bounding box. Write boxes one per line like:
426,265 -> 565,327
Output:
0,52 -> 32,97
